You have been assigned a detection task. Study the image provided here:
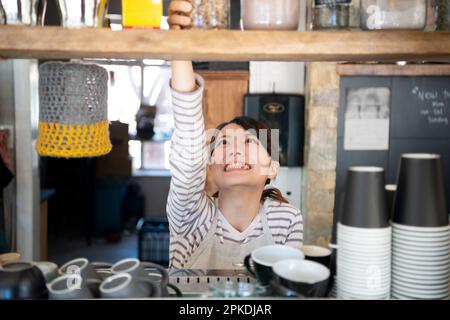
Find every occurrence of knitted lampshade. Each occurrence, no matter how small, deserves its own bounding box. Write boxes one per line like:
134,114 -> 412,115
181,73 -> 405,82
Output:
36,62 -> 112,158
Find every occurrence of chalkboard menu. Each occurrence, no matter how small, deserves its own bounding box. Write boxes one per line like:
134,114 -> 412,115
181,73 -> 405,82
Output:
333,74 -> 450,242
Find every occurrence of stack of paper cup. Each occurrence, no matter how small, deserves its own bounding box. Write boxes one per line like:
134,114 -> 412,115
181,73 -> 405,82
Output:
336,167 -> 391,299
391,223 -> 450,299
391,154 -> 450,300
337,223 -> 392,299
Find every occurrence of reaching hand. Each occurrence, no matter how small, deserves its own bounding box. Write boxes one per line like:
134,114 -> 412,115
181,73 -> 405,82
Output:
168,0 -> 193,30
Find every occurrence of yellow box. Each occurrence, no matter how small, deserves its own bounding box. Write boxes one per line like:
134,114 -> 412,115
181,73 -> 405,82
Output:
122,0 -> 163,29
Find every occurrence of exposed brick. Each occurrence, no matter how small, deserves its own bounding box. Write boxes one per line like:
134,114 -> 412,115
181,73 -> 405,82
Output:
308,107 -> 338,129
305,170 -> 336,191
307,62 -> 340,89
310,88 -> 340,109
303,212 -> 334,246
305,145 -> 337,171
309,128 -> 337,147
304,187 -> 335,213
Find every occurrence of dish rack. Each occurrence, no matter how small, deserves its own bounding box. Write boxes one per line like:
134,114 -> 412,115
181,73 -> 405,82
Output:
169,273 -> 256,296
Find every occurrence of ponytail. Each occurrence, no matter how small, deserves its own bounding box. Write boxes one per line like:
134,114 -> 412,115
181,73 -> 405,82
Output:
261,187 -> 289,204
212,187 -> 289,204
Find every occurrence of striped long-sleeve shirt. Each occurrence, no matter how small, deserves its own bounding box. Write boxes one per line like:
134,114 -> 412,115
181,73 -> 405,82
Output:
167,74 -> 303,269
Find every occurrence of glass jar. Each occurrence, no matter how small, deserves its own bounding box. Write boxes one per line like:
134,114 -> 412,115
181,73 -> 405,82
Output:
360,0 -> 428,30
436,0 -> 450,30
240,0 -> 300,30
57,0 -> 109,28
312,0 -> 357,30
191,0 -> 230,29
0,0 -> 46,25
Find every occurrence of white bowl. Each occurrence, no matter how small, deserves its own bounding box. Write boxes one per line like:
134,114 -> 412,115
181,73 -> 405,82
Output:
391,222 -> 450,233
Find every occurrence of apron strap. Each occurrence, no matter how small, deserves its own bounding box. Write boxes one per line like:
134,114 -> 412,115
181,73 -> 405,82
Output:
260,201 -> 276,243
183,207 -> 218,268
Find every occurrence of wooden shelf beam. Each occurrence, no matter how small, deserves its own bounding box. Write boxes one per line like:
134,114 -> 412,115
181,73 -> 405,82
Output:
1,26 -> 450,62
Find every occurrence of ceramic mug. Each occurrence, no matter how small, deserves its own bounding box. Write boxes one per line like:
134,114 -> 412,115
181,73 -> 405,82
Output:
99,273 -> 161,299
244,245 -> 305,286
272,259 -> 330,298
300,245 -> 332,268
47,274 -> 97,299
111,258 -> 182,297
59,258 -> 111,281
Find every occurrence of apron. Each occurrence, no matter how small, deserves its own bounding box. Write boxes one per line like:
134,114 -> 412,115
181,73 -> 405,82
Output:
184,199 -> 275,269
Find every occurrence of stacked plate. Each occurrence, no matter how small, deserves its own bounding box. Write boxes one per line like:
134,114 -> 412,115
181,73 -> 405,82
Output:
391,223 -> 450,300
337,223 -> 391,299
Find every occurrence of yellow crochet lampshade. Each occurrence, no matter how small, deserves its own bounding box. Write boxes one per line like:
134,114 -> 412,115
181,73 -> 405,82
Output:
36,62 -> 112,158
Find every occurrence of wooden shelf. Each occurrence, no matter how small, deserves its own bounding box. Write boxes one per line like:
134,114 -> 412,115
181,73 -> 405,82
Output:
1,26 -> 450,62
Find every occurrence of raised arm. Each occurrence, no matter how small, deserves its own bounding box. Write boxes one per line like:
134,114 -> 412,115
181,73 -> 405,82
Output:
166,1 -> 213,237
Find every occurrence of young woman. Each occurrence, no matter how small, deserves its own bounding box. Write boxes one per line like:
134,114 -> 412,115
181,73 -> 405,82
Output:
167,0 -> 303,269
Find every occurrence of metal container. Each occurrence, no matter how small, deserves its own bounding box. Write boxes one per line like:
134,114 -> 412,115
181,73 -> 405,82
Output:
0,0 -> 46,25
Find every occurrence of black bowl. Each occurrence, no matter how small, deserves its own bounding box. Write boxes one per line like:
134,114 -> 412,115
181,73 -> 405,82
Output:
0,261 -> 48,299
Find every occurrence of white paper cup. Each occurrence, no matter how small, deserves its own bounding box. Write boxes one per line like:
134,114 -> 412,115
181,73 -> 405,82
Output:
391,222 -> 450,233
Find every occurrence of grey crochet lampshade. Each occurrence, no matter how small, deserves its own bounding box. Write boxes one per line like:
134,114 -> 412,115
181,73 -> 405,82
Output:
36,61 -> 112,158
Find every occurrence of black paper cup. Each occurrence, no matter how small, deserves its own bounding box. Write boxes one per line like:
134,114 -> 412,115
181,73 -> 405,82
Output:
385,184 -> 397,221
342,167 -> 389,228
393,154 -> 448,227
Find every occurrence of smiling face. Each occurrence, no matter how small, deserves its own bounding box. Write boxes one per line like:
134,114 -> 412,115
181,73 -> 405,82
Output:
208,122 -> 280,192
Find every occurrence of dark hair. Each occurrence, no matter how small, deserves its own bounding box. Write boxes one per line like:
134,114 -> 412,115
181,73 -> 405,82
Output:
209,116 -> 288,204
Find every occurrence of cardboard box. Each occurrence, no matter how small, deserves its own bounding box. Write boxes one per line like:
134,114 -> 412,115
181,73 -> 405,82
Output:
122,0 -> 163,29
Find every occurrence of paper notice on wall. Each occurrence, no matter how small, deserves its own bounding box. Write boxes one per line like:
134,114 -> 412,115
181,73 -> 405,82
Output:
344,88 -> 391,151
